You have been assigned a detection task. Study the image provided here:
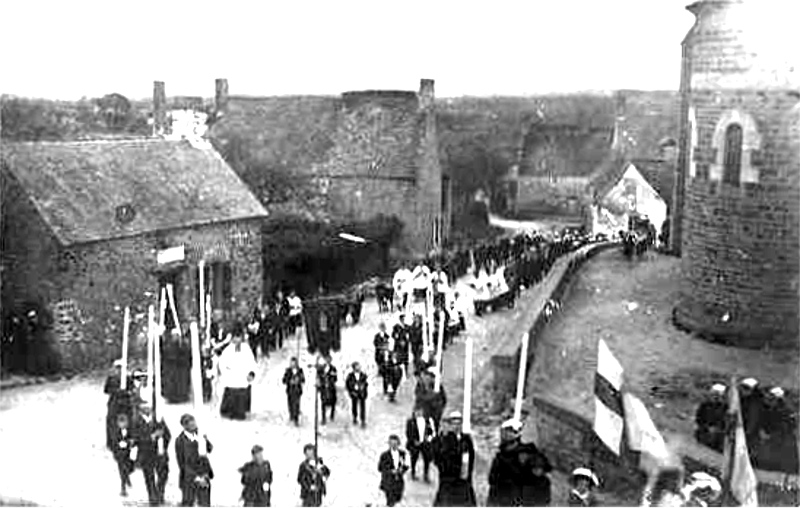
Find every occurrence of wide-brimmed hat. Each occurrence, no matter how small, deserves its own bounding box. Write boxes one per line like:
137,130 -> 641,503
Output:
446,411 -> 463,420
740,378 -> 758,388
710,383 -> 726,394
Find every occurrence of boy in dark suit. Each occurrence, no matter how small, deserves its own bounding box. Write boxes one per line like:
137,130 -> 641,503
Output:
175,414 -> 214,507
406,407 -> 437,482
111,412 -> 136,497
345,362 -> 368,427
239,445 -> 273,507
378,434 -> 410,507
297,444 -> 330,507
133,402 -> 171,506
316,356 -> 338,424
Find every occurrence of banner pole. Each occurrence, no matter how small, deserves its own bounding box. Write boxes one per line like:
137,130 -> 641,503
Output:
199,261 -> 206,328
463,333 -> 473,434
120,307 -> 131,390
513,332 -> 530,421
154,317 -> 163,421
434,310 -> 445,393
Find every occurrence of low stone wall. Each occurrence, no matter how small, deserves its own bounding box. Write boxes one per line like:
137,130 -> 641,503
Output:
487,242 -> 616,412
486,245 -> 799,504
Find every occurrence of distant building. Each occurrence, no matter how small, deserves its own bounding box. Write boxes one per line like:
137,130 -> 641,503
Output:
208,78 -> 451,256
504,92 -> 677,228
672,0 -> 800,347
0,138 -> 268,372
590,160 -> 671,239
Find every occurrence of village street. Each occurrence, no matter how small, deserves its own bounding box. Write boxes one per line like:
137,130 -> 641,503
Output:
0,275 -> 517,508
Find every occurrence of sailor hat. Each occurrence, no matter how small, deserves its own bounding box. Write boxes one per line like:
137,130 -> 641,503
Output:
688,472 -> 721,492
571,468 -> 599,487
447,411 -> 463,420
112,358 -> 125,368
740,378 -> 759,388
709,383 -> 726,394
768,386 -> 785,398
501,418 -> 523,432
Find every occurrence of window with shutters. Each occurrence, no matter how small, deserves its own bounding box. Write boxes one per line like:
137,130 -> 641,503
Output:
199,261 -> 232,312
722,123 -> 743,185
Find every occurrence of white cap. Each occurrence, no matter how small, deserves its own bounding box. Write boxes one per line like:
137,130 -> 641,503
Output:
447,411 -> 463,420
572,468 -> 599,486
741,378 -> 758,388
710,383 -> 726,394
769,387 -> 785,398
113,359 -> 125,367
688,472 -> 721,492
426,366 -> 438,376
501,418 -> 523,432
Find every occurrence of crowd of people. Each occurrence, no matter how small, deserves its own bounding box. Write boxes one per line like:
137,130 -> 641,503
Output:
695,377 -> 798,473
101,227 -> 713,507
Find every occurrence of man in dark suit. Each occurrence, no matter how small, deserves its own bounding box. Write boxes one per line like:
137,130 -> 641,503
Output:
345,362 -> 368,427
392,315 -> 411,377
406,407 -> 437,483
487,418 -> 552,507
297,444 -> 330,507
378,434 -> 410,507
384,350 -> 403,403
134,402 -> 172,506
373,323 -> 391,394
316,356 -> 337,424
174,414 -> 214,507
433,411 -> 477,507
282,357 -> 305,425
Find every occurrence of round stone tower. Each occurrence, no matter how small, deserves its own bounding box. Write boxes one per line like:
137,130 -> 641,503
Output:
673,0 -> 800,348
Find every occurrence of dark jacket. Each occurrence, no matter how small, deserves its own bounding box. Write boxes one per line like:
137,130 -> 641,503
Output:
111,426 -> 136,464
134,416 -> 172,466
317,365 -> 337,404
174,432 -> 214,487
378,449 -> 409,492
283,367 -> 305,396
567,489 -> 597,507
297,458 -> 330,500
240,459 -> 273,506
433,432 -> 477,507
406,416 -> 437,450
346,371 -> 369,399
488,442 -> 552,506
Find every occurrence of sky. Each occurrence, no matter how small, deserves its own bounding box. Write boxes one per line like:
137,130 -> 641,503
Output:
1,0 -> 699,100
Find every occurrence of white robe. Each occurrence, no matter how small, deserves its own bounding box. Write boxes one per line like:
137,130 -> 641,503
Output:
219,344 -> 257,389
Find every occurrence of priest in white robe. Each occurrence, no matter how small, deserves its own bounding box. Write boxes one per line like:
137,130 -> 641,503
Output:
218,326 -> 257,420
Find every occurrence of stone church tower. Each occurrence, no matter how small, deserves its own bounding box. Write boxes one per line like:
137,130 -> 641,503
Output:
672,0 -> 800,348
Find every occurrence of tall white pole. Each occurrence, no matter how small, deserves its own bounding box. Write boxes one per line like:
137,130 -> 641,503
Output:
189,322 -> 208,457
120,307 -> 131,390
463,333 -> 473,434
154,318 -> 163,420
159,287 -> 168,333
199,261 -> 206,328
146,305 -> 155,400
513,332 -> 530,421
166,284 -> 181,334
434,311 -> 445,393
190,322 -> 203,410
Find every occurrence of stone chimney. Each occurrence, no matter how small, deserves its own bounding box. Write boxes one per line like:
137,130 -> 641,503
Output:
153,81 -> 167,137
215,78 -> 229,116
419,79 -> 435,110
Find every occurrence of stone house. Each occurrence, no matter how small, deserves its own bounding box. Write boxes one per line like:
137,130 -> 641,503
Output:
0,138 -> 268,372
672,0 -> 800,348
207,78 -> 451,256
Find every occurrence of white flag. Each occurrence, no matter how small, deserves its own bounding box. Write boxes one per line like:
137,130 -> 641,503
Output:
623,392 -> 668,471
594,339 -> 624,454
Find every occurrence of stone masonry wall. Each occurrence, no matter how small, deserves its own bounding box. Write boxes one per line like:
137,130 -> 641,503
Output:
676,88 -> 800,348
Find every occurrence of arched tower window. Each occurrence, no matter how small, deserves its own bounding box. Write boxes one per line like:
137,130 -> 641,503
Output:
722,123 -> 743,185
710,110 -> 761,185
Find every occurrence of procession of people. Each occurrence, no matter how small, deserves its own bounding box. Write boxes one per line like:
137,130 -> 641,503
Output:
94,228 -> 748,508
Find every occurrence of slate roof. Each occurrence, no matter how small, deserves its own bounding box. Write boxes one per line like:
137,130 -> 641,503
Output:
1,138 -> 269,246
518,124 -> 616,177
